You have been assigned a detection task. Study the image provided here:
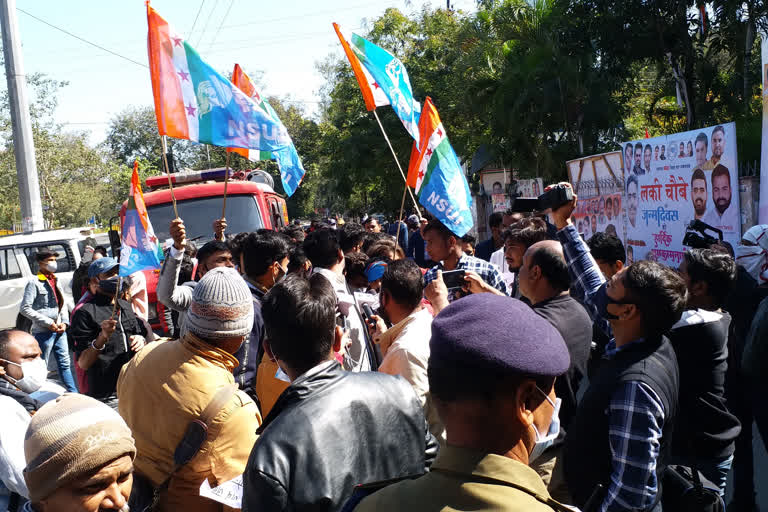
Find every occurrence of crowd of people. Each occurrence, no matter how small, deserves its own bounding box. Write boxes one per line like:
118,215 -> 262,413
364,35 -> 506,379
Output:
2,182 -> 768,512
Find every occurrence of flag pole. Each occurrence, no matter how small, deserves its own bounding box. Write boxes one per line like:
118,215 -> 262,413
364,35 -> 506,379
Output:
372,109 -> 421,216
221,150 -> 231,219
394,182 -> 408,257
160,135 -> 180,219
111,276 -> 122,319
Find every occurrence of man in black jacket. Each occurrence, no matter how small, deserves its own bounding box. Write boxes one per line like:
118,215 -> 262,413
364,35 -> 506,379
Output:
242,274 -> 438,512
671,248 -> 741,496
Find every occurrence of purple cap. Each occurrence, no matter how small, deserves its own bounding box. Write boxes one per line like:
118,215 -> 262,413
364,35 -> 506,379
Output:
430,294 -> 570,378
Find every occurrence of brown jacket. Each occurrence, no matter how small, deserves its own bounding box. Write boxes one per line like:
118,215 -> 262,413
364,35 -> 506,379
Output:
117,334 -> 261,511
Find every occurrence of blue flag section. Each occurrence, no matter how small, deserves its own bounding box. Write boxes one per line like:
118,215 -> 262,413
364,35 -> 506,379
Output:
119,210 -> 163,277
350,33 -> 421,144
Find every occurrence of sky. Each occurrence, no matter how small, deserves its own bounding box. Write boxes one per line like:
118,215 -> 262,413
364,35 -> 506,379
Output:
10,0 -> 477,144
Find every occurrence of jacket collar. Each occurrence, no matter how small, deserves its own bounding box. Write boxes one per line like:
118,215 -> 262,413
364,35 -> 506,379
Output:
180,333 -> 240,372
258,359 -> 341,433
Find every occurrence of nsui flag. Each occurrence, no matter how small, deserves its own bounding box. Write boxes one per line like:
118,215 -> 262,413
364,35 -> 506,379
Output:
146,4 -> 305,196
408,97 -> 473,237
120,162 -> 163,277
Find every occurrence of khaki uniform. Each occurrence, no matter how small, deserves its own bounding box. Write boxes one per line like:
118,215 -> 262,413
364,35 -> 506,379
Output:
355,445 -> 569,512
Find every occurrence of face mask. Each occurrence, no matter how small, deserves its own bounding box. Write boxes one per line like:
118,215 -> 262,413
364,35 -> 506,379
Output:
43,261 -> 57,273
98,276 -> 119,295
735,245 -> 768,283
1,357 -> 47,393
529,389 -> 561,463
593,282 -> 625,321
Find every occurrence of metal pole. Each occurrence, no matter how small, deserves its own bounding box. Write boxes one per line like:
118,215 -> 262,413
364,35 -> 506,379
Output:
1,0 -> 44,232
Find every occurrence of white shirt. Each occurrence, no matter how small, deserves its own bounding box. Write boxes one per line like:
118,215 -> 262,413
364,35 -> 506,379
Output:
490,247 -> 515,290
0,396 -> 31,501
701,204 -> 739,235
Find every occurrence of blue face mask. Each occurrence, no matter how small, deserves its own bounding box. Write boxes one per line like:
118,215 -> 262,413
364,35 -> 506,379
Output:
529,388 -> 562,463
593,282 -> 625,321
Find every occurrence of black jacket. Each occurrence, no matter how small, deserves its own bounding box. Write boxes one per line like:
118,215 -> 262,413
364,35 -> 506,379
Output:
242,360 -> 439,512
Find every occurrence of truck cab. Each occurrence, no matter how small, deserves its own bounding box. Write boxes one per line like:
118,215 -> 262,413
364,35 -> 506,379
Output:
119,167 -> 289,333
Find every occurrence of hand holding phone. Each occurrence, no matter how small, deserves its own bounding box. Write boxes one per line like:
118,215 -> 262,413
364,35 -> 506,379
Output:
441,269 -> 466,290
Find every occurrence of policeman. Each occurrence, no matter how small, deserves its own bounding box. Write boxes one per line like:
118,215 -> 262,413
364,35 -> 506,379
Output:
353,294 -> 573,512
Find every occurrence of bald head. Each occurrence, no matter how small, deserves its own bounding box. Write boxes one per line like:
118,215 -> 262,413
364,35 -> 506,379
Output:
518,241 -> 570,304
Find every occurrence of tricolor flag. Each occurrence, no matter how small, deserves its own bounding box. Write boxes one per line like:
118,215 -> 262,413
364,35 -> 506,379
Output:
146,4 -> 305,196
349,32 -> 421,143
332,23 -> 389,112
119,162 -> 163,277
228,64 -> 274,162
406,97 -> 473,237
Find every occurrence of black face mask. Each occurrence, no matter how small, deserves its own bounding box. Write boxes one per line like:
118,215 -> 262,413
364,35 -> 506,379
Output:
594,282 -> 628,321
98,276 -> 119,295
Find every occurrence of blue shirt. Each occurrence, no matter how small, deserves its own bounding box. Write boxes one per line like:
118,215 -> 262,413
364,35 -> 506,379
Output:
557,224 -> 665,512
423,254 -> 507,302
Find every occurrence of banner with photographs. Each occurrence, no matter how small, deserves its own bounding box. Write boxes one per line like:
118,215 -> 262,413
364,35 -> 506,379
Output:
621,122 -> 740,266
566,151 -> 626,243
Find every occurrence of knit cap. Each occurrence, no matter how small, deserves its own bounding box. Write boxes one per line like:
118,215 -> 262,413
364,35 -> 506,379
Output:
186,266 -> 254,339
23,393 -> 136,502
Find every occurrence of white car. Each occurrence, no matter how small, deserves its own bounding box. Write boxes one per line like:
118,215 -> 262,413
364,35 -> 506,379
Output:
0,228 -> 101,329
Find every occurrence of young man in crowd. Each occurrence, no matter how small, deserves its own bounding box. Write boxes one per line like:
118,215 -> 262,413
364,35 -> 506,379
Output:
474,212 -> 504,262
339,222 -> 366,254
406,215 -> 432,268
365,260 -> 442,439
503,217 -> 550,299
19,249 -> 77,393
669,248 -> 741,495
119,267 -> 261,511
363,216 -> 382,233
460,234 -> 476,256
354,294 -> 572,512
490,210 -> 524,290
242,274 -> 438,512
21,393 -> 136,512
551,183 -> 687,512
69,257 -> 147,408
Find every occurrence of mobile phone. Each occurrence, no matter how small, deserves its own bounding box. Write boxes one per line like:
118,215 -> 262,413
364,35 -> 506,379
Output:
441,269 -> 466,289
362,304 -> 374,322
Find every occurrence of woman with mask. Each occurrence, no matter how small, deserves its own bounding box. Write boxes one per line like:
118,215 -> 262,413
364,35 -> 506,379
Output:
69,257 -> 147,409
19,249 -> 78,393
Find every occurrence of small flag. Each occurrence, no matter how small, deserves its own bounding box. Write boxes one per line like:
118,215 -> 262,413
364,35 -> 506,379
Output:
350,32 -> 421,143
119,161 -> 163,277
146,4 -> 305,195
407,97 -> 473,237
228,64 -> 274,162
645,129 -> 650,138
332,23 -> 389,112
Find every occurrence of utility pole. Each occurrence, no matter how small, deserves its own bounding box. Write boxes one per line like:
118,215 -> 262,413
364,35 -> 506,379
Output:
1,0 -> 44,232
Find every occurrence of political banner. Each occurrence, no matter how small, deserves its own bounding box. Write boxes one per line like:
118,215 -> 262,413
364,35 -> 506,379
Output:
620,122 -> 740,266
566,151 -> 625,244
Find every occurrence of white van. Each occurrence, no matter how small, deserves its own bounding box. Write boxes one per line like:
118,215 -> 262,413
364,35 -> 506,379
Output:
0,228 -> 100,329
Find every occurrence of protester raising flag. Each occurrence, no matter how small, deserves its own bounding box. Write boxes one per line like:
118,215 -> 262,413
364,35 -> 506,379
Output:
332,23 -> 390,112
407,97 -> 473,237
119,162 -> 163,277
348,31 -> 421,143
228,64 -> 274,163
146,4 -> 305,196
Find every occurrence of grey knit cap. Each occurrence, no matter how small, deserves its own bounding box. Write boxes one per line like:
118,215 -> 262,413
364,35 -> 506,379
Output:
185,267 -> 254,339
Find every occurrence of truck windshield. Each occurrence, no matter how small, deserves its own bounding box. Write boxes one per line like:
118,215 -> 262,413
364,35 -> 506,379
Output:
147,195 -> 264,246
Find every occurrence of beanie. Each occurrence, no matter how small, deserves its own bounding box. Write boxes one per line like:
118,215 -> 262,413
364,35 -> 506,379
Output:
23,393 -> 136,502
186,266 -> 254,340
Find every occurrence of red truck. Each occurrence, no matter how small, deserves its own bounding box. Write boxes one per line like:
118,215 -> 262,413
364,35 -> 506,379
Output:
118,167 -> 289,333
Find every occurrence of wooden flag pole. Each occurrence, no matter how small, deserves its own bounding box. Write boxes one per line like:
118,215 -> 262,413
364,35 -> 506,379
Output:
160,136 -> 180,219
221,150 -> 231,219
111,276 -> 122,319
372,109 -> 421,216
393,182 -> 408,257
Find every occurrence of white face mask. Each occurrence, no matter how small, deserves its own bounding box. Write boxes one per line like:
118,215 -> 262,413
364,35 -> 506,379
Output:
1,357 -> 47,393
735,245 -> 768,283
43,261 -> 57,273
529,389 -> 562,463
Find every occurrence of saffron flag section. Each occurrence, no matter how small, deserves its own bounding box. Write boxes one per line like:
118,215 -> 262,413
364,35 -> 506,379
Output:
119,162 -> 163,277
408,97 -> 473,237
332,23 -> 389,112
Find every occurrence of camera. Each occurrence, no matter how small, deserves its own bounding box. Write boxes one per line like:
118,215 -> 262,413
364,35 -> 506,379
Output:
682,219 -> 723,249
509,184 -> 574,213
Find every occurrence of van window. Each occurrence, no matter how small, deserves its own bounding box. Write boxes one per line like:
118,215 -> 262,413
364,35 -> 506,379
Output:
22,243 -> 74,274
0,249 -> 22,280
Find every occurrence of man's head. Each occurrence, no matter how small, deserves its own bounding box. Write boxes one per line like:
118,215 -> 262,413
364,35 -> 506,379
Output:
428,294 -> 569,461
35,250 -> 59,275
379,259 -> 424,324
695,132 -> 708,167
184,267 -> 253,349
0,329 -> 45,393
680,248 -> 736,310
691,167 -> 707,217
460,234 -> 476,256
281,224 -> 305,244
643,144 -> 652,170
363,217 -> 381,233
634,142 -> 642,168
24,393 -> 136,512
262,274 -> 341,379
239,231 -> 291,288
711,125 -> 725,159
679,141 -> 685,156
660,144 -> 666,157
590,215 -> 597,234
518,241 -> 569,304
196,240 -> 234,277
626,174 -> 638,227
605,197 -> 612,219
599,261 -> 687,344
624,143 -> 633,167
93,246 -> 108,260
487,212 -> 505,244
344,251 -> 369,291
587,232 -> 626,278
503,218 -> 549,273
339,222 -> 366,254
613,195 -> 621,218
423,219 -> 460,263
364,260 -> 388,292
502,210 -> 524,231
303,228 -> 344,271
654,146 -> 659,160
711,164 -> 732,215
87,257 -> 120,297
